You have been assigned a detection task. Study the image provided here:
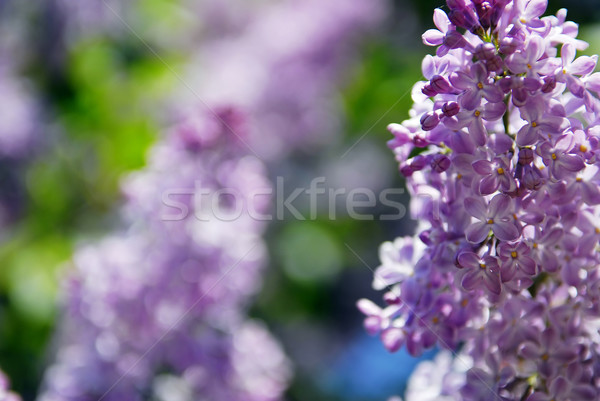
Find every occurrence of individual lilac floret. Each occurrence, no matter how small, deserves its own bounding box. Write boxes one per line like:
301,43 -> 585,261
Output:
449,63 -> 504,110
456,252 -> 501,295
464,194 -> 520,243
497,241 -> 537,281
516,96 -> 568,146
536,134 -> 585,179
557,43 -> 598,98
444,101 -> 506,146
472,157 -> 516,194
422,9 -> 454,56
0,61 -> 38,158
506,36 -> 561,78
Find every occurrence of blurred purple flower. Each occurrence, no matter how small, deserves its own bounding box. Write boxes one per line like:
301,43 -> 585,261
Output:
38,111 -> 291,401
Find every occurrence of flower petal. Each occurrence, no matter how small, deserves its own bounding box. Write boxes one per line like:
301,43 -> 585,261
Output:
450,71 -> 475,90
381,328 -> 405,352
482,101 -> 507,120
469,117 -> 487,146
581,181 -> 600,205
518,255 -> 537,275
483,272 -> 501,295
516,124 -> 538,146
559,154 -> 585,172
480,174 -> 500,195
460,89 -> 482,110
466,222 -> 490,243
482,86 -> 504,103
432,8 -> 450,33
489,194 -> 511,217
570,55 -> 597,76
422,30 -> 445,46
464,197 -> 488,220
461,270 -> 482,291
472,159 -> 493,175
561,43 -> 576,67
492,220 -> 520,241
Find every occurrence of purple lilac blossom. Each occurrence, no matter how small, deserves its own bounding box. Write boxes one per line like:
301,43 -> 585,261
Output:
57,0 -> 384,159
40,1 -> 384,399
360,1 -> 600,400
0,1 -> 40,158
38,110 -> 291,401
0,61 -> 38,158
0,58 -> 39,227
0,3 -> 41,228
51,0 -> 129,41
177,0 -> 384,160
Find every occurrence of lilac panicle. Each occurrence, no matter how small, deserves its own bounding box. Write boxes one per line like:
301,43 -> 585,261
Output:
38,109 -> 291,401
177,0 -> 384,160
361,1 -> 600,400
0,4 -> 42,228
0,62 -> 38,158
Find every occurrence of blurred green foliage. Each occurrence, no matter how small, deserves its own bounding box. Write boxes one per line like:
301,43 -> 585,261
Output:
0,32 -> 176,397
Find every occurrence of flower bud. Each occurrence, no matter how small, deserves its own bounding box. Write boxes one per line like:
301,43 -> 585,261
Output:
542,75 -> 557,93
431,154 -> 451,172
410,155 -> 428,171
448,7 -> 481,33
474,1 -> 493,29
444,30 -> 469,50
475,43 -> 496,62
499,36 -> 521,54
442,101 -> 460,117
486,56 -> 504,74
522,165 -> 544,190
431,75 -> 452,93
422,84 -> 438,97
518,148 -> 534,165
498,76 -> 513,93
420,112 -> 440,131
400,164 -> 414,176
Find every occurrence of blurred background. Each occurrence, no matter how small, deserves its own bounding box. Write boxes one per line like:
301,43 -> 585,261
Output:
0,0 -> 599,400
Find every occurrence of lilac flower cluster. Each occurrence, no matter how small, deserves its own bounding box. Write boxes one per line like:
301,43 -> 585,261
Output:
178,0 -> 384,160
360,1 -> 600,399
38,109 -> 290,401
0,58 -> 39,228
56,0 -> 383,159
38,1 -> 385,399
51,0 -> 129,41
0,61 -> 38,159
0,2 -> 41,228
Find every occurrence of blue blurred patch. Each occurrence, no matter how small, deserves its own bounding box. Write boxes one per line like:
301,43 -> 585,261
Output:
319,332 -> 437,400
